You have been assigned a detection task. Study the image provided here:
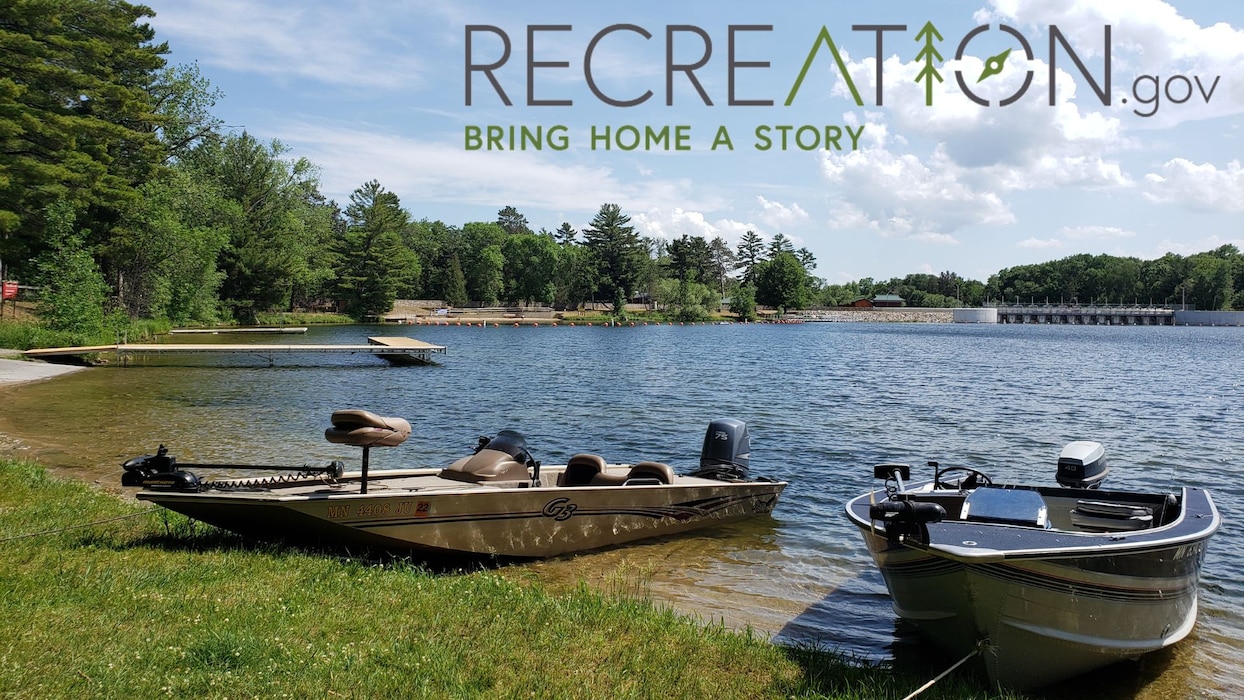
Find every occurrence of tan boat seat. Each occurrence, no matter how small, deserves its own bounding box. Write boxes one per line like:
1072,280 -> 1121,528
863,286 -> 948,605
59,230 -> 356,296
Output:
559,454 -> 607,486
324,410 -> 411,447
627,461 -> 674,485
558,456 -> 675,486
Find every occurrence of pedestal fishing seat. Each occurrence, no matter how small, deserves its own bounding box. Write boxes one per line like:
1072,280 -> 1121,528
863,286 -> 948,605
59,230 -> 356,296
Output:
325,410 -> 411,493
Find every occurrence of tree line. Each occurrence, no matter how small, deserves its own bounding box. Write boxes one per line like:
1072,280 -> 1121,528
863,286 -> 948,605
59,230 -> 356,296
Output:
2,2 -> 1240,343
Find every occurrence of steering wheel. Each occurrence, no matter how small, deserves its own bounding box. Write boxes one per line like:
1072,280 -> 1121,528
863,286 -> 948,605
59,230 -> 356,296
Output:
934,466 -> 993,490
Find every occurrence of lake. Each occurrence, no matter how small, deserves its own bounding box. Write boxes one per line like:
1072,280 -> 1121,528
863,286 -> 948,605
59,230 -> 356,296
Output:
1,321 -> 1240,698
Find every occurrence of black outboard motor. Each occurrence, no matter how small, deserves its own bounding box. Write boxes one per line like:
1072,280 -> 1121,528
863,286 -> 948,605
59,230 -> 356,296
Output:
1056,440 -> 1109,489
691,418 -> 751,481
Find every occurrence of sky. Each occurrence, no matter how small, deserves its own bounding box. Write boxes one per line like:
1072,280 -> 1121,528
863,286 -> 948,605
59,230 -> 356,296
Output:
146,0 -> 1244,284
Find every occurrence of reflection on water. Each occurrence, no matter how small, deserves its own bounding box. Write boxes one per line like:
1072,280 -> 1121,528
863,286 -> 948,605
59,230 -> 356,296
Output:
2,322 -> 1241,697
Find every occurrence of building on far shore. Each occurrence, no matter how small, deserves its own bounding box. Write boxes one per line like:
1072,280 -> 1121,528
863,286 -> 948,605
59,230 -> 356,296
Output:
872,294 -> 906,308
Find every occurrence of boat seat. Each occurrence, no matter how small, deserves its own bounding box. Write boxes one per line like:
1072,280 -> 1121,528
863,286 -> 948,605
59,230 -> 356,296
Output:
626,461 -> 674,485
557,456 -> 676,487
559,454 -> 607,486
1070,500 -> 1154,531
960,487 -> 1050,528
324,410 -> 410,447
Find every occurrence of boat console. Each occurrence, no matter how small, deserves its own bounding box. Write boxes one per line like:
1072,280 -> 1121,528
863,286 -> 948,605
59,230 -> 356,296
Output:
439,429 -> 539,484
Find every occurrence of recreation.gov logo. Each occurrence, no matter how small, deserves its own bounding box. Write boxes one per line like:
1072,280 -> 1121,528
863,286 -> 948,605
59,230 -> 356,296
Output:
461,22 -> 1222,153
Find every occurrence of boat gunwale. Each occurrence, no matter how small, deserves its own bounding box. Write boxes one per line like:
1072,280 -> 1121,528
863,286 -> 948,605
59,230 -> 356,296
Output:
135,467 -> 788,504
845,482 -> 1220,562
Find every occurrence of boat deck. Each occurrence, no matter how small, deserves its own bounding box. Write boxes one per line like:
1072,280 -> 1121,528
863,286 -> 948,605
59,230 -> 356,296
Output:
167,464 -> 712,498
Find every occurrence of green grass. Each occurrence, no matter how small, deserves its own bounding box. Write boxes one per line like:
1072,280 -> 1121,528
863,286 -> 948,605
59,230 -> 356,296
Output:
0,459 -> 1025,699
0,318 -> 169,351
252,311 -> 354,326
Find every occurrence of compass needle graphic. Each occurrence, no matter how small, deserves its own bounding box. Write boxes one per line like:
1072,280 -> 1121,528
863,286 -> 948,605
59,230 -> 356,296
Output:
977,47 -> 1011,82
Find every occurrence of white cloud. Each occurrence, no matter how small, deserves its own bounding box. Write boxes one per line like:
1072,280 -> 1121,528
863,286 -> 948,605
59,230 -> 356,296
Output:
818,128 -> 1013,240
1143,159 -> 1244,212
753,196 -> 809,230
1060,225 -> 1136,239
1152,234 -> 1244,257
814,32 -> 1137,240
277,122 -> 717,215
152,1 -> 427,90
630,209 -> 757,247
979,0 -> 1244,122
1017,238 -> 1064,249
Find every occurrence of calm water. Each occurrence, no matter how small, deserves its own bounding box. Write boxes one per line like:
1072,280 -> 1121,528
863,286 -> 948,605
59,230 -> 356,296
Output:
1,322 -> 1240,698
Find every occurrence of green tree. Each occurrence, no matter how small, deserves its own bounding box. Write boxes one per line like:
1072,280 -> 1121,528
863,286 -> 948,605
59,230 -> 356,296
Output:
754,252 -> 808,311
767,233 -> 795,259
502,232 -> 559,305
335,180 -> 419,318
552,243 -> 595,309
496,205 -> 531,236
190,132 -> 327,321
666,235 -> 714,284
708,236 -> 735,300
735,230 -> 765,282
0,0 -> 168,271
110,167 -> 231,323
1186,253 -> 1233,311
796,246 -> 816,272
460,222 -> 505,304
582,203 -> 646,315
654,278 -> 717,321
32,201 -> 108,337
404,219 -> 458,300
554,222 -> 577,246
439,254 -> 469,307
730,283 -> 757,321
150,62 -> 224,162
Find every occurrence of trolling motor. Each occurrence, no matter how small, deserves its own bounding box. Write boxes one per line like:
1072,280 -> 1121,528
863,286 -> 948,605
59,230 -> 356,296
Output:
121,444 -> 346,492
869,462 -> 946,544
121,445 -> 201,491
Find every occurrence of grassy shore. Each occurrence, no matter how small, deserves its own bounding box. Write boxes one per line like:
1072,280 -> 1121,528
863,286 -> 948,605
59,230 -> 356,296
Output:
0,459 -> 1024,699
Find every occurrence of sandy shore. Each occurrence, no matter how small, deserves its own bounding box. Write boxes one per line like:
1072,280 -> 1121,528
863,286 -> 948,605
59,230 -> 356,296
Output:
0,356 -> 85,386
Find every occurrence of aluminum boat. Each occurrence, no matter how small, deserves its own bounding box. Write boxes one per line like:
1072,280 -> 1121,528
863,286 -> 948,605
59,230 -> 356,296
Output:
123,410 -> 785,558
844,441 -> 1219,691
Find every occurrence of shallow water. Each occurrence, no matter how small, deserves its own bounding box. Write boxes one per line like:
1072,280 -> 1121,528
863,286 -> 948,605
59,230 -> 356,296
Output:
1,322 -> 1240,698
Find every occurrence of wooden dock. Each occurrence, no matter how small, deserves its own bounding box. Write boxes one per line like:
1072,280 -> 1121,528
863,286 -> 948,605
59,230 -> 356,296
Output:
169,327 -> 308,334
22,337 -> 445,366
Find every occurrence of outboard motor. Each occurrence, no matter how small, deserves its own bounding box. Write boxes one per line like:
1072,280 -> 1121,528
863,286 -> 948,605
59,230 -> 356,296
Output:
691,418 -> 751,481
1056,440 -> 1109,489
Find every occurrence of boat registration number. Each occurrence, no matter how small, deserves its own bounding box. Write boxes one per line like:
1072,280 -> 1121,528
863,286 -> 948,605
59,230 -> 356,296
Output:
327,501 -> 431,519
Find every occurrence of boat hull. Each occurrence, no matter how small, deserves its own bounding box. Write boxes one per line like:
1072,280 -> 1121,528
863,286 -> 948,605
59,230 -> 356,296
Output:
139,473 -> 784,558
847,485 -> 1218,690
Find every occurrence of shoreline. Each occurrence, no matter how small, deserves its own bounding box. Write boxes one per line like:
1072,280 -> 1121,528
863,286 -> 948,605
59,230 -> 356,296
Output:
0,356 -> 85,386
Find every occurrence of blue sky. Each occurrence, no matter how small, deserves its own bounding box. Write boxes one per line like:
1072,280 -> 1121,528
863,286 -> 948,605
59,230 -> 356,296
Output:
148,0 -> 1244,284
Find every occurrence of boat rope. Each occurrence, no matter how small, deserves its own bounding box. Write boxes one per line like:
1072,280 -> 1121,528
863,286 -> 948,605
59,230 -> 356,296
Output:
900,646 -> 981,700
0,511 -> 150,544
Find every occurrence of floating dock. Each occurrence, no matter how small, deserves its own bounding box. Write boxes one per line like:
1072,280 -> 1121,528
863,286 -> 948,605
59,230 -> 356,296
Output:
22,337 -> 445,366
169,327 -> 308,334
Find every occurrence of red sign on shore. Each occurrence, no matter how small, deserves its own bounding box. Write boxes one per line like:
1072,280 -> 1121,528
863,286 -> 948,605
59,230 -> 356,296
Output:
1,281 -> 17,300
